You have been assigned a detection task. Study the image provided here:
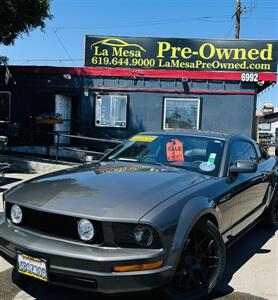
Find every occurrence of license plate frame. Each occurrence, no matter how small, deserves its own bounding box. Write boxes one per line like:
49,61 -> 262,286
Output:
17,252 -> 48,282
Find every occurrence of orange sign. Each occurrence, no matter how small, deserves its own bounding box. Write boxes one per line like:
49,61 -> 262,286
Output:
166,139 -> 184,161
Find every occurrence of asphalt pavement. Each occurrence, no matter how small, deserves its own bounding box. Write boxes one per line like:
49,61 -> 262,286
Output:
0,169 -> 277,300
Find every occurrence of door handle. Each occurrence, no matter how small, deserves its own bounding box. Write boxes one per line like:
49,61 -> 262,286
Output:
221,193 -> 232,203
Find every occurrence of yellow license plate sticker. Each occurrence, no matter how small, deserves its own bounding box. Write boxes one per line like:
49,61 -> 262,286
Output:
17,253 -> 48,282
130,135 -> 157,142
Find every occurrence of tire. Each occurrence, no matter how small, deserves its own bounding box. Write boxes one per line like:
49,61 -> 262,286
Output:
12,269 -> 33,286
262,192 -> 278,228
164,219 -> 226,300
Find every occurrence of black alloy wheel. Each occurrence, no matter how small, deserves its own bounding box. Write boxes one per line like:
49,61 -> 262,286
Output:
263,191 -> 278,228
165,220 -> 226,300
274,197 -> 278,223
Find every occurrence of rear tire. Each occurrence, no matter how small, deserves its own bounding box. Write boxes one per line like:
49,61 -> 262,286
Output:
262,192 -> 278,228
164,220 -> 226,300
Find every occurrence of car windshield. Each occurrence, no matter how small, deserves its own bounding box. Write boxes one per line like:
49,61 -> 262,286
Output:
104,134 -> 225,177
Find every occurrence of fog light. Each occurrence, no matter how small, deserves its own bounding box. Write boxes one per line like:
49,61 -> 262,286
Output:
133,225 -> 153,247
11,204 -> 22,224
78,219 -> 95,241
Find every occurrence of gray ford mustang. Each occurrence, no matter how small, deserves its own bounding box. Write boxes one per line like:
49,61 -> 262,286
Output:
0,131 -> 277,299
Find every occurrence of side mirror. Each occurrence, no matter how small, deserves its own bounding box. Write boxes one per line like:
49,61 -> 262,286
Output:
229,160 -> 257,174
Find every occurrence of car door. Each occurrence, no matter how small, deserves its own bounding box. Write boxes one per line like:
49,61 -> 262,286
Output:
228,140 -> 270,236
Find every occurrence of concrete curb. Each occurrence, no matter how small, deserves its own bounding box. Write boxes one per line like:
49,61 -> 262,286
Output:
0,155 -> 78,172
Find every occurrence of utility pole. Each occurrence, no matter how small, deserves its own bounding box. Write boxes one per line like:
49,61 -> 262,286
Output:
235,0 -> 241,39
232,0 -> 246,39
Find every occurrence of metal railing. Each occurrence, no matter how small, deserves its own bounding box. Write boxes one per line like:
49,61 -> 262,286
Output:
1,118 -> 125,163
5,129 -> 123,163
51,131 -> 123,162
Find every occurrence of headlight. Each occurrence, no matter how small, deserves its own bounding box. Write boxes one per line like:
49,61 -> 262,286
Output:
77,219 -> 95,241
113,223 -> 161,249
133,225 -> 154,247
11,204 -> 23,224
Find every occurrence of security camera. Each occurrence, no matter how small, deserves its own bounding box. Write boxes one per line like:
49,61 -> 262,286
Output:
257,80 -> 265,87
63,74 -> 71,80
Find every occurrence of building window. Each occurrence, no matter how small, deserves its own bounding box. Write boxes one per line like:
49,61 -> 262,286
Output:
163,97 -> 200,130
95,94 -> 127,128
263,108 -> 274,114
259,123 -> 271,131
0,92 -> 11,121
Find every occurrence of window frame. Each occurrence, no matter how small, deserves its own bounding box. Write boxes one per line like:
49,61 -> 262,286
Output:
163,97 -> 201,130
259,123 -> 271,131
0,91 -> 11,122
95,94 -> 128,128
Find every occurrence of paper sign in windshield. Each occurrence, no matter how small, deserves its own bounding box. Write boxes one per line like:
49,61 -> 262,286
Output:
166,139 -> 184,161
130,135 -> 157,142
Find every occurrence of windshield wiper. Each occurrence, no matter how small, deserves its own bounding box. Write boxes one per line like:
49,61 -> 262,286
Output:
164,163 -> 187,169
141,161 -> 166,167
110,158 -> 140,162
109,158 -> 165,167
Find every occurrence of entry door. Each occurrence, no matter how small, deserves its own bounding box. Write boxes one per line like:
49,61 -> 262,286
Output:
54,94 -> 72,144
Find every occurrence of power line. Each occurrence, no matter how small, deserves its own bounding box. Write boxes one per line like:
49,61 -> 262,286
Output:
225,22 -> 235,38
50,14 -> 232,30
53,29 -> 77,67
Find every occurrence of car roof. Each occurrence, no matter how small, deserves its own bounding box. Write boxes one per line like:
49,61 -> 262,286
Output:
138,130 -> 250,141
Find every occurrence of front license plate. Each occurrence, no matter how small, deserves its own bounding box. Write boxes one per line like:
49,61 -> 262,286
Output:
17,253 -> 48,282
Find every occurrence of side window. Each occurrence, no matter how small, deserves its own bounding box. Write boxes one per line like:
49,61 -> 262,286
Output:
230,141 -> 258,166
255,143 -> 265,161
257,144 -> 269,160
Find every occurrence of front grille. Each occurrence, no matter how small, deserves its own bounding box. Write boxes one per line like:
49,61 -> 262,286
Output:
50,273 -> 97,290
6,203 -> 103,244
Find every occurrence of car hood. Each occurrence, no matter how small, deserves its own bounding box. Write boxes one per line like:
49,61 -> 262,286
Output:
5,162 -> 210,221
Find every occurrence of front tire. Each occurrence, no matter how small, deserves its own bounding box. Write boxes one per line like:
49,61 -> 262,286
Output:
164,219 -> 226,300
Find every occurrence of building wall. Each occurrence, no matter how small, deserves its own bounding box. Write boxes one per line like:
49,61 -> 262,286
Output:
79,78 -> 256,139
79,90 -> 255,139
0,68 -> 257,144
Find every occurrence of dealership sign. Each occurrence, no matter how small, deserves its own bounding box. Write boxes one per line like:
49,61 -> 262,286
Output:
84,36 -> 278,72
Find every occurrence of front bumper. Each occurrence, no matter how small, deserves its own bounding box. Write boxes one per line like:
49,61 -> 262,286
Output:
0,220 -> 174,294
